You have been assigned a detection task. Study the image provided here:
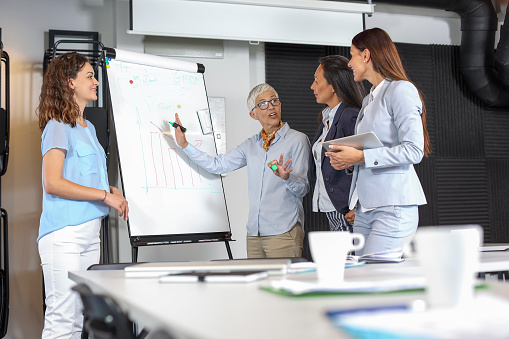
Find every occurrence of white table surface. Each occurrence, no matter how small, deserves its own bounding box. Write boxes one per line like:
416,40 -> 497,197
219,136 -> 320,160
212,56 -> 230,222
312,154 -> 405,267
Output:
69,251 -> 509,339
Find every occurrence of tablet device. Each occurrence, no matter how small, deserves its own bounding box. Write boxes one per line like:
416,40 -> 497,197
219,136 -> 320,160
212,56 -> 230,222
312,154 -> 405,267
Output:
322,131 -> 383,151
479,243 -> 509,252
159,270 -> 269,283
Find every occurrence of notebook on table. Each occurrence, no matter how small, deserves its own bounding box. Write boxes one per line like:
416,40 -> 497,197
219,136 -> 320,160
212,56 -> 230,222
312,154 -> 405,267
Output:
124,258 -> 291,278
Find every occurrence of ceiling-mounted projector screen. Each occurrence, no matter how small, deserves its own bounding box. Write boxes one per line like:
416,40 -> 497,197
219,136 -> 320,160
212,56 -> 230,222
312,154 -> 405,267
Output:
129,0 -> 374,46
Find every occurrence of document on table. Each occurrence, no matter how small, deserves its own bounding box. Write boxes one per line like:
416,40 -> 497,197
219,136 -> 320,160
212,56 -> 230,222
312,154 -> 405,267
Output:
268,276 -> 425,295
286,261 -> 365,274
328,295 -> 509,339
346,247 -> 405,264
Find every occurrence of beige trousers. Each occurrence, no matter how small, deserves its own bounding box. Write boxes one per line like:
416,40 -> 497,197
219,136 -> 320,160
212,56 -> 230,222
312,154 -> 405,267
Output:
246,222 -> 304,258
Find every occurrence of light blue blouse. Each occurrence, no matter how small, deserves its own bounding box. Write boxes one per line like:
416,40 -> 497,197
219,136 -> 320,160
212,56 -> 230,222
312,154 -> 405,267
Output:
182,123 -> 310,236
38,119 -> 110,241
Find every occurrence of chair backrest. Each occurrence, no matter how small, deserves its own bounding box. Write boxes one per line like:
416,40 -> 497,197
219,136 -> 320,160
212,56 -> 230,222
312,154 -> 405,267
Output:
87,263 -> 144,271
147,328 -> 177,339
72,283 -> 136,339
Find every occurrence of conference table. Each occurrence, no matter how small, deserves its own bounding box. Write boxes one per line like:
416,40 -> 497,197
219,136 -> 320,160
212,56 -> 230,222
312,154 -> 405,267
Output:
69,251 -> 509,339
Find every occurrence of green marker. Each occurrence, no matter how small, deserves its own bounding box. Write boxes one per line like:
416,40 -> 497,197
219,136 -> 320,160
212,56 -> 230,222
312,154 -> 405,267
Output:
269,163 -> 278,171
169,121 -> 187,133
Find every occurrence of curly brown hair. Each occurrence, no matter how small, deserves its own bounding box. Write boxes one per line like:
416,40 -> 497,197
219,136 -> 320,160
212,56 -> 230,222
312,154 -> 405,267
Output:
37,52 -> 89,131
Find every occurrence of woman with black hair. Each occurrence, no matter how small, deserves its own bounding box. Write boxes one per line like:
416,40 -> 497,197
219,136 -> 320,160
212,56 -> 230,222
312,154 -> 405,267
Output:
309,55 -> 366,232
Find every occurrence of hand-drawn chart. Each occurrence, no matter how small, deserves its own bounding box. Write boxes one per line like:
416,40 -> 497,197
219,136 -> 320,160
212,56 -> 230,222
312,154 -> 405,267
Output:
106,49 -> 230,239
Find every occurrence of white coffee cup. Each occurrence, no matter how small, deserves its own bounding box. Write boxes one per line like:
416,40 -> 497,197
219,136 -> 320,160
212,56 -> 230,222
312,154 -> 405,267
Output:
414,225 -> 482,308
308,231 -> 365,284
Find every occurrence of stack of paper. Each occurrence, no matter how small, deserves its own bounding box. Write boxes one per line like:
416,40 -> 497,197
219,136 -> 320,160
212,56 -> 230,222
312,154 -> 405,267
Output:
268,276 -> 425,295
329,295 -> 509,339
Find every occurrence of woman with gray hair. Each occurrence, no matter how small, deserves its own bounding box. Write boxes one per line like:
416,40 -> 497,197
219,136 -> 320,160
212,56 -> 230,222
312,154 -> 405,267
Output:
174,83 -> 310,258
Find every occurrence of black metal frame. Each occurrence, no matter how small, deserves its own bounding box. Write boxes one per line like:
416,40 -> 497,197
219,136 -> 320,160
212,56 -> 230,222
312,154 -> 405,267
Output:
0,27 -> 9,338
0,209 -> 8,338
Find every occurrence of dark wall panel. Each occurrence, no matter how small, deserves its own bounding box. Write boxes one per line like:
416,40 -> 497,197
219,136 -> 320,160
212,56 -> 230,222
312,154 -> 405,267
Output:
435,159 -> 490,241
484,108 -> 509,159
487,159 -> 509,242
433,46 -> 485,159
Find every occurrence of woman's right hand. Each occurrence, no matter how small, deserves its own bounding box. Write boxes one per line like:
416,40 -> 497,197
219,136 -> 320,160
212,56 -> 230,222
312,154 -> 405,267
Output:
103,186 -> 129,221
174,113 -> 188,149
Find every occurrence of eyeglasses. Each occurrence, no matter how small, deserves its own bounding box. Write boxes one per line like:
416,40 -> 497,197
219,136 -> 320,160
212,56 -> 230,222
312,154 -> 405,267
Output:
253,98 -> 281,111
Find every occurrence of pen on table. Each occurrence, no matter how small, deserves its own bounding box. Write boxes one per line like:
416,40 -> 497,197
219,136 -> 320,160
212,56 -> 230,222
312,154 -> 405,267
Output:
169,121 -> 187,133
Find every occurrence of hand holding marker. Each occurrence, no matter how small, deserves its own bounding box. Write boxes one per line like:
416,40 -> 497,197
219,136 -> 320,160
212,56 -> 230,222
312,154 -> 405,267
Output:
268,154 -> 293,181
173,113 -> 189,149
169,121 -> 187,133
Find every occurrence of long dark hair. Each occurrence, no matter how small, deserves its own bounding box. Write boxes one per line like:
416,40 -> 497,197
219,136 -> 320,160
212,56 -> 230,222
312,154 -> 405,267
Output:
320,55 -> 365,109
316,55 -> 366,127
37,52 -> 89,131
352,27 -> 432,157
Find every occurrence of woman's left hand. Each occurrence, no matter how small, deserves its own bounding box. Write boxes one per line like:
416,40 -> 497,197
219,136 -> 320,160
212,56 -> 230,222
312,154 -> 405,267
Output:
345,209 -> 355,224
325,145 -> 364,170
106,186 -> 129,221
268,153 -> 292,180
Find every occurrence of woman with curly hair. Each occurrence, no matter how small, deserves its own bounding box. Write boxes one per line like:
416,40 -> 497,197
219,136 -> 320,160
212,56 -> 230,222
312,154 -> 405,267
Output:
37,52 -> 128,339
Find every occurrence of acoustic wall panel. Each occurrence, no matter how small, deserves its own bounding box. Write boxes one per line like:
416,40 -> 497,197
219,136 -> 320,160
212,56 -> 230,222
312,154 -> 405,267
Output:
484,108 -> 509,159
433,45 -> 485,159
435,159 -> 490,241
486,159 -> 509,243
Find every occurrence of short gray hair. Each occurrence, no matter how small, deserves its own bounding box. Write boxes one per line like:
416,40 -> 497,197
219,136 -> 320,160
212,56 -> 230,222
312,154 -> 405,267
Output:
247,83 -> 279,111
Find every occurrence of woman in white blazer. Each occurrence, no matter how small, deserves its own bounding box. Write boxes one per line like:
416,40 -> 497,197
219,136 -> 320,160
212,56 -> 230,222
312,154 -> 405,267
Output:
326,27 -> 431,259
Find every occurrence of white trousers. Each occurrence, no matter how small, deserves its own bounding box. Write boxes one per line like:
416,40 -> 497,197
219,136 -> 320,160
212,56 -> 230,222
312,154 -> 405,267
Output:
38,218 -> 102,339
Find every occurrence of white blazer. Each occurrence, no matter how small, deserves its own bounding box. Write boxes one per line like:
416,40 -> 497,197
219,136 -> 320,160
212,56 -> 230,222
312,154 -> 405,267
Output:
349,79 -> 427,209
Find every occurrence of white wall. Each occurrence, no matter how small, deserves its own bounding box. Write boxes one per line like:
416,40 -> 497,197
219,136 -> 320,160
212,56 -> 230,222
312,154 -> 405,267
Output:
0,0 -> 504,337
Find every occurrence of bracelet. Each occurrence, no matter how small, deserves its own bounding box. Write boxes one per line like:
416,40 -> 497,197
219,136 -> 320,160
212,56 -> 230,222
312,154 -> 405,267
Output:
102,190 -> 107,201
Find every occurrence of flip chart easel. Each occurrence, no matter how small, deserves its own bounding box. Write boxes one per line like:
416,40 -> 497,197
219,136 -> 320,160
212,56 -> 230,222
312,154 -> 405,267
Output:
103,48 -> 233,261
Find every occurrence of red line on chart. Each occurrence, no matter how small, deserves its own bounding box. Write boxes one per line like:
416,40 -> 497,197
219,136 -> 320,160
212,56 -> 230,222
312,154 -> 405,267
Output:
158,134 -> 168,186
167,148 -> 177,189
150,133 -> 159,185
150,132 -> 168,186
150,121 -> 175,141
169,148 -> 184,186
186,156 -> 195,187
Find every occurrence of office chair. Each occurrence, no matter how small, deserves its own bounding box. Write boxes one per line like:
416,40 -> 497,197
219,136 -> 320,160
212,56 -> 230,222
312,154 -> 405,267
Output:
146,329 -> 177,339
72,283 -> 147,339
